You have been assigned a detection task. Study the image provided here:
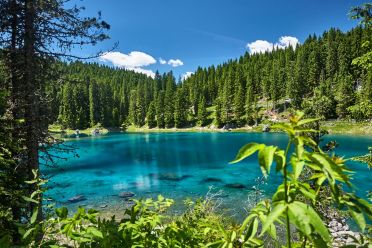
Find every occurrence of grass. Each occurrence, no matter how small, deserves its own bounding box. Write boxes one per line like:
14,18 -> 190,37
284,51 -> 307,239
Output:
48,124 -> 110,137
320,120 -> 372,135
49,121 -> 372,137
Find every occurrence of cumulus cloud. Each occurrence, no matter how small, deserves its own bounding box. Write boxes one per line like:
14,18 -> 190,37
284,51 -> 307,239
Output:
159,58 -> 167,65
167,59 -> 184,67
100,51 -> 156,78
246,36 -> 299,54
277,36 -> 299,49
181,72 -> 193,81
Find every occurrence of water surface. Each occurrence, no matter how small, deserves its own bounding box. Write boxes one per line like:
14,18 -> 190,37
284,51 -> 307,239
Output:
43,132 -> 372,217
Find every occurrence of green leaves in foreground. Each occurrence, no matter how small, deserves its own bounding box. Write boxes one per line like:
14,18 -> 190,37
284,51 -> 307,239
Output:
231,111 -> 372,247
230,143 -> 281,178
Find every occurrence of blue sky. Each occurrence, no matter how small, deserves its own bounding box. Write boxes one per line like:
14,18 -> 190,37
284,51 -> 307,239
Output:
74,0 -> 365,79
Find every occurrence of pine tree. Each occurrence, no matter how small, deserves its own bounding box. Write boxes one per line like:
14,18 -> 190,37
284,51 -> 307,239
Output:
215,97 -> 222,127
156,91 -> 165,128
335,75 -> 355,118
89,81 -> 99,126
128,90 -> 137,125
146,101 -> 157,128
197,96 -> 208,126
164,72 -> 175,127
174,87 -> 188,128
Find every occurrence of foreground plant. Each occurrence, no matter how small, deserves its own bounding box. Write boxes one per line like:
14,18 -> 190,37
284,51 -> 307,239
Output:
230,111 -> 372,247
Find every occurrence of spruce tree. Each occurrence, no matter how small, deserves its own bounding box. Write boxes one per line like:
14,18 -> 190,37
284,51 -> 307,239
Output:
197,96 -> 208,126
156,91 -> 165,128
174,87 -> 188,128
146,101 -> 157,128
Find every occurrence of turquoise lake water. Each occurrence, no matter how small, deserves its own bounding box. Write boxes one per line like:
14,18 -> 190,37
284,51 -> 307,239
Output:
43,132 -> 371,217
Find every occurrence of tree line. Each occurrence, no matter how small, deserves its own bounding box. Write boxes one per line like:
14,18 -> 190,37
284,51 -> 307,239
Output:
53,25 -> 371,130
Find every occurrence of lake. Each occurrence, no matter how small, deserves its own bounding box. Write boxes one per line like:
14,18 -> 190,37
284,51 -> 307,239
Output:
43,132 -> 372,217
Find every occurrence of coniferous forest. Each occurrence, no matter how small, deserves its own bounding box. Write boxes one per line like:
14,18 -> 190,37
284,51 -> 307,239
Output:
53,26 -> 371,130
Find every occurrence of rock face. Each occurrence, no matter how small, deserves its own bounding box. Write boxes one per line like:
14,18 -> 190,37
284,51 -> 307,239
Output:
68,194 -> 86,203
118,191 -> 135,198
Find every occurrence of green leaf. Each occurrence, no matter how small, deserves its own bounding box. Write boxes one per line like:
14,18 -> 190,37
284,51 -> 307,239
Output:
22,196 -> 38,204
260,201 -> 286,236
258,146 -> 276,177
274,150 -> 285,172
288,201 -> 330,242
297,118 -> 320,126
272,123 -> 295,136
230,231 -> 236,242
56,207 -> 68,219
30,208 -> 38,224
230,143 -> 264,164
311,153 -> 349,184
349,209 -> 366,232
245,218 -> 258,241
298,183 -> 316,201
87,227 -> 103,238
291,156 -> 305,180
22,227 -> 35,239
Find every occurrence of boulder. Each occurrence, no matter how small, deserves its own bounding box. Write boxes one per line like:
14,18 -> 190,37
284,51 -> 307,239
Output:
262,124 -> 271,132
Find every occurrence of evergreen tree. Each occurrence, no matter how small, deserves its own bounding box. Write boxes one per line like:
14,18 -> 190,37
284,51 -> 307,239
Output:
146,101 -> 157,128
164,72 -> 175,128
128,90 -> 137,125
156,91 -> 165,128
197,96 -> 208,126
335,75 -> 355,118
89,81 -> 99,126
174,87 -> 188,128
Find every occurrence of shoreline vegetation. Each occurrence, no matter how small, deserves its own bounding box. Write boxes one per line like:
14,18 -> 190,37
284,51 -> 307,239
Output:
49,120 -> 372,139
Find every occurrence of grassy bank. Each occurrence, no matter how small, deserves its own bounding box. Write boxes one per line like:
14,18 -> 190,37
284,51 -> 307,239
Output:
49,124 -> 110,138
49,120 -> 372,138
320,120 -> 372,135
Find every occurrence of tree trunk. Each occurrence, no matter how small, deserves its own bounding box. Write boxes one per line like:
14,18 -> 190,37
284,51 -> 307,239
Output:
24,0 -> 42,222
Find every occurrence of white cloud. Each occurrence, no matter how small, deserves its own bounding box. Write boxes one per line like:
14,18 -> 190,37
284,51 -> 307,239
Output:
167,59 -> 184,67
159,58 -> 167,64
277,36 -> 299,48
100,51 -> 156,78
100,51 -> 156,67
181,71 -> 193,81
246,36 -> 299,54
246,40 -> 274,54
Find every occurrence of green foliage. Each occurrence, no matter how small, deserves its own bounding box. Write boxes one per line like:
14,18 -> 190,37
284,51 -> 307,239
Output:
231,111 -> 372,247
197,96 -> 208,126
146,101 -> 157,128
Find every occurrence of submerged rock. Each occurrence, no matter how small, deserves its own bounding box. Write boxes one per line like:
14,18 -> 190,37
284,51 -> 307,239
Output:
225,183 -> 246,189
68,194 -> 86,203
118,191 -> 135,198
150,173 -> 192,181
201,177 -> 223,183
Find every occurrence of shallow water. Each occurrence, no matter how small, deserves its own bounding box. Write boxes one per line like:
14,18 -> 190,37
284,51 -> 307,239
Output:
42,132 -> 372,218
